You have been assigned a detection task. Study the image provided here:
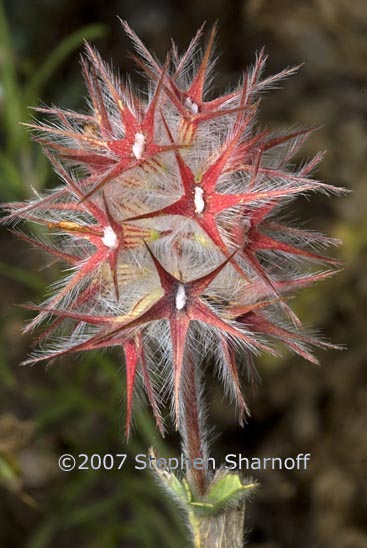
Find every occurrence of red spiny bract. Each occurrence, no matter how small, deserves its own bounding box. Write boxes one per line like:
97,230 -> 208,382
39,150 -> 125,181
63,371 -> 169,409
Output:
3,22 -> 345,438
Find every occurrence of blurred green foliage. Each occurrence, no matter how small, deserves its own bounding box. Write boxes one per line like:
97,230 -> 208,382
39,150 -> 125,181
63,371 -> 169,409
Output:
0,0 -> 106,200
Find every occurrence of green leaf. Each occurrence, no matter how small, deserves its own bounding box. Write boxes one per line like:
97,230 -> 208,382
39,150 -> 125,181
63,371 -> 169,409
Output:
203,471 -> 256,513
63,491 -> 127,527
25,23 -> 107,104
0,0 -> 24,152
148,447 -> 191,505
26,518 -> 59,548
0,454 -> 19,483
206,473 -> 243,504
0,152 -> 24,199
0,261 -> 44,291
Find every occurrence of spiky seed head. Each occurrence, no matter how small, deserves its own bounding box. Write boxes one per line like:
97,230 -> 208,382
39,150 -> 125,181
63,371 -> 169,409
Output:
2,22 -> 346,438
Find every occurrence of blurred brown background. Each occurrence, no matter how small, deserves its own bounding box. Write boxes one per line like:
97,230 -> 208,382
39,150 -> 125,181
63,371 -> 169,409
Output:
0,0 -> 366,547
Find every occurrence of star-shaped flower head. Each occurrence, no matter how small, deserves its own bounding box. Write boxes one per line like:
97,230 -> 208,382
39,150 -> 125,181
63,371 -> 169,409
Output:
2,23 -> 346,439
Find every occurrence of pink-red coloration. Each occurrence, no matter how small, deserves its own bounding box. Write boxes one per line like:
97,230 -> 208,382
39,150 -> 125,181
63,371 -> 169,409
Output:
2,23 -> 345,438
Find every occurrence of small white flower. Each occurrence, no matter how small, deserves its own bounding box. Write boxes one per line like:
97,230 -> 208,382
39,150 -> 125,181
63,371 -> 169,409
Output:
132,132 -> 145,159
194,186 -> 205,214
175,284 -> 187,310
102,226 -> 118,249
185,97 -> 199,114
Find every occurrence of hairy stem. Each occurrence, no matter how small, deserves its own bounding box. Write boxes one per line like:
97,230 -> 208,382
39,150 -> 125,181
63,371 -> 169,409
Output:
180,357 -> 246,547
190,507 -> 246,548
181,356 -> 208,496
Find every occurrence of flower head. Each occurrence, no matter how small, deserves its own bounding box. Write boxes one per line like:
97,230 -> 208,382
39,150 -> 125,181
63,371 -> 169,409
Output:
3,22 -> 345,438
